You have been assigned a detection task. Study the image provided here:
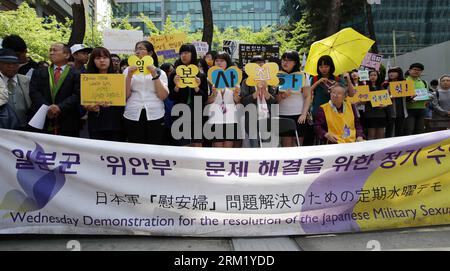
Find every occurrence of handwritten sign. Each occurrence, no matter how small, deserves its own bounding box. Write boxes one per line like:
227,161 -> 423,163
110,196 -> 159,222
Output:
193,41 -> 209,58
346,85 -> 371,104
369,90 -> 392,107
149,33 -> 187,59
176,65 -> 200,88
277,72 -> 305,92
127,55 -> 154,75
81,74 -> 126,106
244,62 -> 279,87
208,66 -> 242,89
103,29 -> 143,55
361,53 -> 383,71
389,80 -> 415,98
414,88 -> 430,101
358,70 -> 370,81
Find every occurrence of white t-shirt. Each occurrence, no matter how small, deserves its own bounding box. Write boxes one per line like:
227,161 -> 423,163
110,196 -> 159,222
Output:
279,74 -> 311,116
206,88 -> 238,124
123,67 -> 169,121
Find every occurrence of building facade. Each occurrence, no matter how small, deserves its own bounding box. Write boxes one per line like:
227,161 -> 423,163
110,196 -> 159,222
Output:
1,0 -> 73,22
112,0 -> 284,34
352,0 -> 450,57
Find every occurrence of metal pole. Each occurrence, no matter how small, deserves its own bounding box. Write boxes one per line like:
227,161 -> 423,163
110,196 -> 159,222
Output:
393,30 -> 397,66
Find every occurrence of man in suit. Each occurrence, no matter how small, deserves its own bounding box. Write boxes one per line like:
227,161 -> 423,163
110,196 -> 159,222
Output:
0,48 -> 32,130
29,43 -> 81,137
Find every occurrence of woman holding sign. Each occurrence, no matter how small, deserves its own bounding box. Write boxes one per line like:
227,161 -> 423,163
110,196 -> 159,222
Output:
169,44 -> 209,147
364,70 -> 389,140
205,51 -> 241,148
276,51 -> 312,147
124,40 -> 169,145
84,47 -> 125,141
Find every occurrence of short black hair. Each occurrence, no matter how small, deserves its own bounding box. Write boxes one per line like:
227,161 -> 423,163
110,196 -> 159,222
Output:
110,54 -> 121,60
160,63 -> 174,75
317,55 -> 336,76
214,51 -> 233,68
281,50 -> 301,73
430,79 -> 439,86
2,34 -> 27,52
250,55 -> 265,63
409,63 -> 424,71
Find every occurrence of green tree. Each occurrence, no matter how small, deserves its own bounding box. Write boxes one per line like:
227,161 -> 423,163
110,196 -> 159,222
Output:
0,3 -> 71,61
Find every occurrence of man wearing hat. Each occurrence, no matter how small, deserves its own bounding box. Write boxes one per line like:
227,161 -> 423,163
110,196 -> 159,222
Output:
29,43 -> 81,137
405,63 -> 428,135
70,44 -> 92,73
0,48 -> 31,130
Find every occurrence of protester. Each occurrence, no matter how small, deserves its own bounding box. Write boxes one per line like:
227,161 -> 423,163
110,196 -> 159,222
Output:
276,50 -> 312,147
1,34 -> 38,78
315,84 -> 364,144
124,40 -> 168,145
110,54 -> 121,74
404,63 -> 428,135
383,67 -> 407,137
70,44 -> 92,73
205,51 -> 241,148
29,43 -> 81,137
429,75 -> 450,131
83,47 -> 125,141
240,55 -> 277,147
169,43 -> 209,147
0,48 -> 31,130
364,70 -> 389,140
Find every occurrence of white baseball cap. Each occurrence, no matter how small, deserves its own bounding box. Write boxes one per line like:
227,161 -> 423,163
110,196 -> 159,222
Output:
70,44 -> 93,55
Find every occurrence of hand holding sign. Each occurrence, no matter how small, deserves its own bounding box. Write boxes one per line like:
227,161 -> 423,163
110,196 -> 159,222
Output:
207,66 -> 242,89
176,65 -> 200,88
244,62 -> 279,87
127,55 -> 154,75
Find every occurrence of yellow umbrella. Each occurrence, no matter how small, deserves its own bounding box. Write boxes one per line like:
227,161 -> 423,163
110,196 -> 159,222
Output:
304,28 -> 375,76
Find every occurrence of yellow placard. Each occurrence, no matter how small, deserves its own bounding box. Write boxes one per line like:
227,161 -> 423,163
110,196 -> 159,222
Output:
355,85 -> 370,94
244,62 -> 279,87
346,92 -> 371,104
81,74 -> 126,106
346,85 -> 371,104
207,66 -> 243,89
176,65 -> 200,88
127,55 -> 154,75
389,80 -> 415,97
369,90 -> 392,107
149,33 -> 187,53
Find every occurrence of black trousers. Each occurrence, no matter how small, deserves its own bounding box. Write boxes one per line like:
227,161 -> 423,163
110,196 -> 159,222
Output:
125,110 -> 165,145
89,130 -> 125,142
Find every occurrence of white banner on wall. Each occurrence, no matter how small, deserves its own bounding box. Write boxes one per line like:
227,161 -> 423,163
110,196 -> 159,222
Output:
0,129 -> 449,236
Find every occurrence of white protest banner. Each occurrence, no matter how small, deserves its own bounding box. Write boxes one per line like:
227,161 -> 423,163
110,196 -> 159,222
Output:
0,129 -> 449,236
103,29 -> 144,55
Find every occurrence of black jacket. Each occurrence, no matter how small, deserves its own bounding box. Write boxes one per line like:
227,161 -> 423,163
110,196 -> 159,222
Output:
29,66 -> 81,133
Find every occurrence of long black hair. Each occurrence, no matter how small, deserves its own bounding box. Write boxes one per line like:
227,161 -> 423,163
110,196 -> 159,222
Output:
387,66 -> 405,82
174,43 -> 198,67
86,47 -> 114,74
135,40 -> 159,67
316,55 -> 336,78
281,50 -> 301,73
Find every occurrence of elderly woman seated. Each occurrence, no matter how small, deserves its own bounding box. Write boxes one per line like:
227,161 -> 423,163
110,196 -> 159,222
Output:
314,84 -> 364,144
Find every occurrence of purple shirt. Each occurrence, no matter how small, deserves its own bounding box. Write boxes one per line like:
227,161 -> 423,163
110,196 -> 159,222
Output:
314,103 -> 364,142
